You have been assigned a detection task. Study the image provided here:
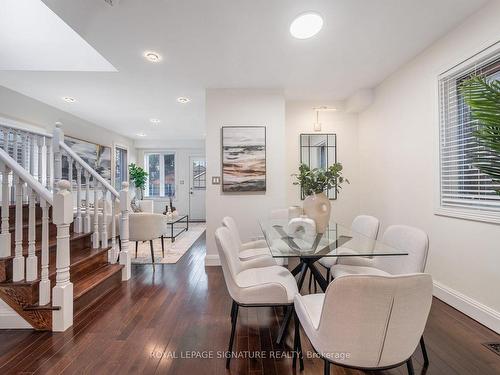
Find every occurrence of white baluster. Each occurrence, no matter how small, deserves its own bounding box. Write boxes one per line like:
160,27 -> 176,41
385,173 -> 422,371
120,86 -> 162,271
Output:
21,133 -> 28,203
29,134 -> 35,176
101,185 -> 108,249
11,131 -> 19,203
84,170 -> 91,233
67,156 -> 73,191
52,123 -> 63,189
74,164 -> 82,233
52,180 -> 73,332
1,128 -> 8,152
0,162 -> 10,257
111,194 -> 117,264
26,187 -> 37,281
119,182 -> 131,281
12,175 -> 24,282
39,198 -> 50,305
37,136 -> 44,184
92,177 -> 99,248
46,138 -> 53,190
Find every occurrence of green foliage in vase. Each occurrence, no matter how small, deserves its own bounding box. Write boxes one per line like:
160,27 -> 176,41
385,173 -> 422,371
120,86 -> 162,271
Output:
292,163 -> 349,196
128,163 -> 148,198
460,75 -> 500,195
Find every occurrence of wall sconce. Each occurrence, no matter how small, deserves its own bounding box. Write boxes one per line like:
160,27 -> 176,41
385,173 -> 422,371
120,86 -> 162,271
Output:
313,106 -> 337,132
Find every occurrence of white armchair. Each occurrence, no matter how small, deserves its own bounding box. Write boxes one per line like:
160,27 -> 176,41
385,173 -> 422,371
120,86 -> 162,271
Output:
293,273 -> 433,374
129,212 -> 166,262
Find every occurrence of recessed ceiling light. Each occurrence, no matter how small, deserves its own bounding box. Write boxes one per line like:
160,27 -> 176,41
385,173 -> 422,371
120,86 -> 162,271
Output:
136,132 -> 147,137
62,96 -> 76,103
144,51 -> 162,62
177,97 -> 191,104
290,12 -> 323,39
150,118 -> 161,124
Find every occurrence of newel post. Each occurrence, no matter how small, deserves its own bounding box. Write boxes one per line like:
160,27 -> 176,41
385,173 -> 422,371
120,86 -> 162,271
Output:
52,180 -> 74,332
52,122 -> 64,189
119,182 -> 131,281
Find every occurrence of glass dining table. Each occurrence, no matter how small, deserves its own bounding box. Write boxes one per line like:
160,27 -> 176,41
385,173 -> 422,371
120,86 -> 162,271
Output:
259,217 -> 408,292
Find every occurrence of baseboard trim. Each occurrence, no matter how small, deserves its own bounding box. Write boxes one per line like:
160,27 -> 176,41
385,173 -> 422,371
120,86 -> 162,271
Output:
433,281 -> 500,334
205,254 -> 220,266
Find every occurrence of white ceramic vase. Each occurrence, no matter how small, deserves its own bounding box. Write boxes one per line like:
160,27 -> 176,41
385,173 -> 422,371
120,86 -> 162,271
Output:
303,192 -> 331,234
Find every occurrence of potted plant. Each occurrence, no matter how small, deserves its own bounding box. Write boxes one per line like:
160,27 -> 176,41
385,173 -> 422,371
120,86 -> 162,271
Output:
128,163 -> 148,200
292,163 -> 349,233
460,75 -> 500,195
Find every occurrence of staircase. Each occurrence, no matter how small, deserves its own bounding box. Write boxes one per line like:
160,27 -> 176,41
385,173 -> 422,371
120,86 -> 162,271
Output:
0,121 -> 132,331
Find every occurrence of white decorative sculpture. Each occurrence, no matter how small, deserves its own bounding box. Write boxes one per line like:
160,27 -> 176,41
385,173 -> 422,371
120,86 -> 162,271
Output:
286,216 -> 316,239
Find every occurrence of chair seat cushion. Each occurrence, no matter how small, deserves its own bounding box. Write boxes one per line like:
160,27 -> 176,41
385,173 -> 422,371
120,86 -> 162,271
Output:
318,256 -> 337,268
296,293 -> 325,329
239,247 -> 271,260
332,264 -> 390,279
235,266 -> 298,305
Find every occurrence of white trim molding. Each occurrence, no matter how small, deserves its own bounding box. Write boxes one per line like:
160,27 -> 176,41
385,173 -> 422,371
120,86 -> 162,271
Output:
434,281 -> 500,334
0,299 -> 32,329
204,254 -> 220,266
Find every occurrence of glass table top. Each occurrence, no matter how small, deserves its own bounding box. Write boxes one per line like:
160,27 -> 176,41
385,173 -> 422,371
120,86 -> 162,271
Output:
259,218 -> 408,259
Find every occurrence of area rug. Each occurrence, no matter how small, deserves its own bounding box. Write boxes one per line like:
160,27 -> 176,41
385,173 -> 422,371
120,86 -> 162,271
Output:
131,223 -> 206,264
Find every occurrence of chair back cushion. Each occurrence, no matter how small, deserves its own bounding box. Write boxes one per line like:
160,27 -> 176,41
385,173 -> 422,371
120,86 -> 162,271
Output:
317,274 -> 432,368
222,216 -> 242,247
351,215 -> 380,240
129,213 -> 166,241
376,225 -> 429,274
215,227 -> 243,301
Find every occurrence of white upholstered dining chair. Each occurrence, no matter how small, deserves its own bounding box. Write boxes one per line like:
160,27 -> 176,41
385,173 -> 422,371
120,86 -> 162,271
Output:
129,213 -> 166,262
222,216 -> 285,267
215,226 -> 298,369
293,273 -> 433,374
316,214 -> 380,283
329,224 -> 431,367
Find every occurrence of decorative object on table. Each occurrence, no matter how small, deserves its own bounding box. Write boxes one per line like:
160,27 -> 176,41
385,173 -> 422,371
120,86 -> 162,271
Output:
221,126 -> 266,192
300,133 -> 337,199
288,206 -> 302,219
172,210 -> 179,218
128,163 -> 148,199
460,75 -> 500,195
130,197 -> 142,213
292,163 -> 349,233
286,216 -> 316,239
62,135 -> 112,184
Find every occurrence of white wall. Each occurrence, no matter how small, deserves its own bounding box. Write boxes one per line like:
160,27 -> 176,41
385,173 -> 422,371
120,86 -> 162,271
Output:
136,142 -> 205,216
285,101 -> 360,226
0,85 -> 137,164
205,89 -> 286,264
357,0 -> 500,331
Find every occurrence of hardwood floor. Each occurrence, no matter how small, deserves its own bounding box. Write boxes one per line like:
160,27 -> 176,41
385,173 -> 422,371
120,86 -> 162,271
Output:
0,233 -> 499,374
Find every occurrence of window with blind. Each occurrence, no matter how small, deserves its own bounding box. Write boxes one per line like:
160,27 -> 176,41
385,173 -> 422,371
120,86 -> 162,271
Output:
438,46 -> 500,223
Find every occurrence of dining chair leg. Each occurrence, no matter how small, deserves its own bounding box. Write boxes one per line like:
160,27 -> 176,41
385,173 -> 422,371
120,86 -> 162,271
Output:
118,236 -> 122,252
324,359 -> 330,375
230,300 -> 236,323
420,335 -> 429,366
406,357 -> 415,375
135,241 -> 138,258
161,235 -> 165,258
226,302 -> 239,369
276,306 -> 293,345
149,240 -> 155,263
292,311 -> 304,371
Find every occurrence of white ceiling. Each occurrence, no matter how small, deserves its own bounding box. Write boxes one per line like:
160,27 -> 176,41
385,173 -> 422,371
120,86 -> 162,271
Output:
0,0 -> 490,141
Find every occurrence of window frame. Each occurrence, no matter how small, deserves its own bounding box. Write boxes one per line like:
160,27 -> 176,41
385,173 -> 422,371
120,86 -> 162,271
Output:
144,151 -> 177,198
434,43 -> 500,224
113,143 -> 129,191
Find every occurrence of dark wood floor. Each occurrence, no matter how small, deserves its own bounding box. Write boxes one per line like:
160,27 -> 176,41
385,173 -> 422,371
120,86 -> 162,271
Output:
0,233 -> 499,374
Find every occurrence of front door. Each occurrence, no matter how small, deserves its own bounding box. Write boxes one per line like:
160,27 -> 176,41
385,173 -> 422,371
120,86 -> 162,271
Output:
189,156 -> 206,221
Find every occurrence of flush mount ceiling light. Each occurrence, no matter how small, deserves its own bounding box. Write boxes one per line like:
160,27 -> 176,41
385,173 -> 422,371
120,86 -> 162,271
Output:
150,118 -> 161,124
62,96 -> 76,103
177,97 -> 191,104
290,12 -> 323,39
144,51 -> 162,62
136,132 -> 147,137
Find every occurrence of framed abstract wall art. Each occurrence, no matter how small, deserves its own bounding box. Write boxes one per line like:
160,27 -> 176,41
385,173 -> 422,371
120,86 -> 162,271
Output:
221,126 -> 266,192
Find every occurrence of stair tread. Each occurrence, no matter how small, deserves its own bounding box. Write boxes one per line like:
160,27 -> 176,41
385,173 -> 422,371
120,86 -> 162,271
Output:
73,263 -> 123,300
13,231 -> 92,256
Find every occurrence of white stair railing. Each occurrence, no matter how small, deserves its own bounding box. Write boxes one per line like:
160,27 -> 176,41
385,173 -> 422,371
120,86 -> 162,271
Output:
0,119 -> 131,332
55,126 -> 130,281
